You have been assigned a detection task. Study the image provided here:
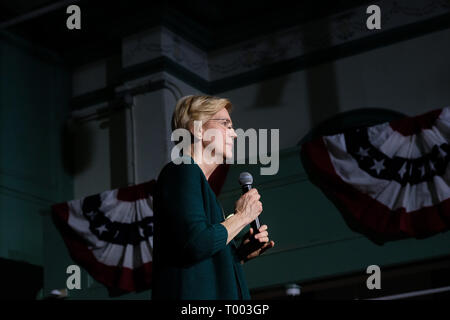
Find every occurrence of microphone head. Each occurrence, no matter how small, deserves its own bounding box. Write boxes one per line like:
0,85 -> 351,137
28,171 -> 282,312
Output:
239,172 -> 253,186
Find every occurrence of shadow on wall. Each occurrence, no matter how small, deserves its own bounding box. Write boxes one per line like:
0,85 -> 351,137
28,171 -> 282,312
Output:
251,35 -> 291,109
303,18 -> 340,128
253,77 -> 288,109
297,108 -> 406,146
247,19 -> 340,124
61,119 -> 94,176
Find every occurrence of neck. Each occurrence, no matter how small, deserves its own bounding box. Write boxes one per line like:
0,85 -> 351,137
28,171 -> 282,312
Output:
185,147 -> 219,180
197,161 -> 219,181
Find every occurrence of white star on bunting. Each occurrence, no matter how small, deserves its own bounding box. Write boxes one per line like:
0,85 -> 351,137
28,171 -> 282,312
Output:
356,147 -> 370,159
419,165 -> 426,177
86,211 -> 95,218
370,159 -> 385,175
139,227 -> 145,238
398,162 -> 407,179
429,160 -> 436,172
438,147 -> 447,158
96,224 -> 108,235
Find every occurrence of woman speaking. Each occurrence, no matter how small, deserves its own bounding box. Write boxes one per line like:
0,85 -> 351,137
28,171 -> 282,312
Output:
151,95 -> 275,300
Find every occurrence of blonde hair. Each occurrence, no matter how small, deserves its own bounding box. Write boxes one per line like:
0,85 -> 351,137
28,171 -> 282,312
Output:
171,95 -> 232,132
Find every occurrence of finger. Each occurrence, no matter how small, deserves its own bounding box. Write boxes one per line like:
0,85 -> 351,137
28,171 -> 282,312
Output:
262,240 -> 274,249
248,227 -> 254,235
260,241 -> 275,254
263,241 -> 272,248
258,243 -> 270,255
258,237 -> 269,243
255,231 -> 268,239
255,232 -> 267,239
249,193 -> 260,201
258,225 -> 268,232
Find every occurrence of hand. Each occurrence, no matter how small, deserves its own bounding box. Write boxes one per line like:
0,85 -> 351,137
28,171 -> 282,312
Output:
234,188 -> 263,225
237,225 -> 275,264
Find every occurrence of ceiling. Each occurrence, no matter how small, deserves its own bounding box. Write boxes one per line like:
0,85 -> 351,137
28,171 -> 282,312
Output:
0,0 -> 373,67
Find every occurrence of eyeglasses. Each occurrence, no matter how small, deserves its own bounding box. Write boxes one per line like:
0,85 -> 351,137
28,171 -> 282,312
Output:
207,118 -> 235,130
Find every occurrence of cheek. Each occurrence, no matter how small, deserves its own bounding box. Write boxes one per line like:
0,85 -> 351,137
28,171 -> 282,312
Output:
202,135 -> 224,149
216,137 -> 228,152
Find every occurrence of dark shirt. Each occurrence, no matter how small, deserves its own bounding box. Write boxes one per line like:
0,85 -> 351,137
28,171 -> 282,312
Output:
151,156 -> 251,300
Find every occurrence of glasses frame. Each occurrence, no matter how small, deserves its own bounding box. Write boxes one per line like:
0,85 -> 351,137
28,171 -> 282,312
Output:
207,118 -> 235,130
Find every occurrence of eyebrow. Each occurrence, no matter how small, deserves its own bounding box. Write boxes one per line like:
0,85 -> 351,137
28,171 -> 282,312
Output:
216,118 -> 232,124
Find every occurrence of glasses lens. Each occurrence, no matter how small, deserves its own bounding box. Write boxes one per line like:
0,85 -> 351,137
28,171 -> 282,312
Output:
210,119 -> 233,130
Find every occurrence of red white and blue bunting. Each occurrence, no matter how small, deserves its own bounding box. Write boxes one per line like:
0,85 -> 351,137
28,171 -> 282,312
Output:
301,107 -> 450,240
50,163 -> 230,296
51,180 -> 156,295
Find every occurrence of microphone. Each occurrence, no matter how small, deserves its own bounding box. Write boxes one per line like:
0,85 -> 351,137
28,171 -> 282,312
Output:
239,172 -> 261,234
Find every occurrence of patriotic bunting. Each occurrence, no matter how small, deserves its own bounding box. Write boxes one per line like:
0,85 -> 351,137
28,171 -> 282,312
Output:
301,107 -> 450,242
51,180 -> 156,296
50,162 -> 230,296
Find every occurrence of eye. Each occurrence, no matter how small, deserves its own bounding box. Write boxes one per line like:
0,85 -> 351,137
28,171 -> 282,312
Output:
224,120 -> 233,129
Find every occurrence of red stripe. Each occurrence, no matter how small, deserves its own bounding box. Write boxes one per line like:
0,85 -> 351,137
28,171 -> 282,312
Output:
389,108 -> 442,136
117,180 -> 156,202
301,138 -> 450,238
51,202 -> 152,294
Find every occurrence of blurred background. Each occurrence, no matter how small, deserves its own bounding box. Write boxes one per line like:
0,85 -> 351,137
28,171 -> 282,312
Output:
1,0 -> 450,300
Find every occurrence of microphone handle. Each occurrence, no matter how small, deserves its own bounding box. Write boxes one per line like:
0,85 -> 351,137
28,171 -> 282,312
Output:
251,219 -> 261,233
241,184 -> 261,233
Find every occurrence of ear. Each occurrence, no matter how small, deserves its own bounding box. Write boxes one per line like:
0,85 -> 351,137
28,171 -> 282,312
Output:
189,121 -> 203,140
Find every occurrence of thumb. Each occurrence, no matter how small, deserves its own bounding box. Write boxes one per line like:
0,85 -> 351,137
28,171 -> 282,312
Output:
248,228 -> 254,236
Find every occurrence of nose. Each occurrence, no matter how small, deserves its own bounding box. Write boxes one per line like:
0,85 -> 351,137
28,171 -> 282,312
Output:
230,128 -> 237,139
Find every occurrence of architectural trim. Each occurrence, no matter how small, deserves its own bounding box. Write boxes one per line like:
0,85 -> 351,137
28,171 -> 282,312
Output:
71,1 -> 450,110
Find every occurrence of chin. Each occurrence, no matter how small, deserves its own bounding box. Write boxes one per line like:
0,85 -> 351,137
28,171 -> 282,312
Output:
223,150 -> 233,161
218,144 -> 233,162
